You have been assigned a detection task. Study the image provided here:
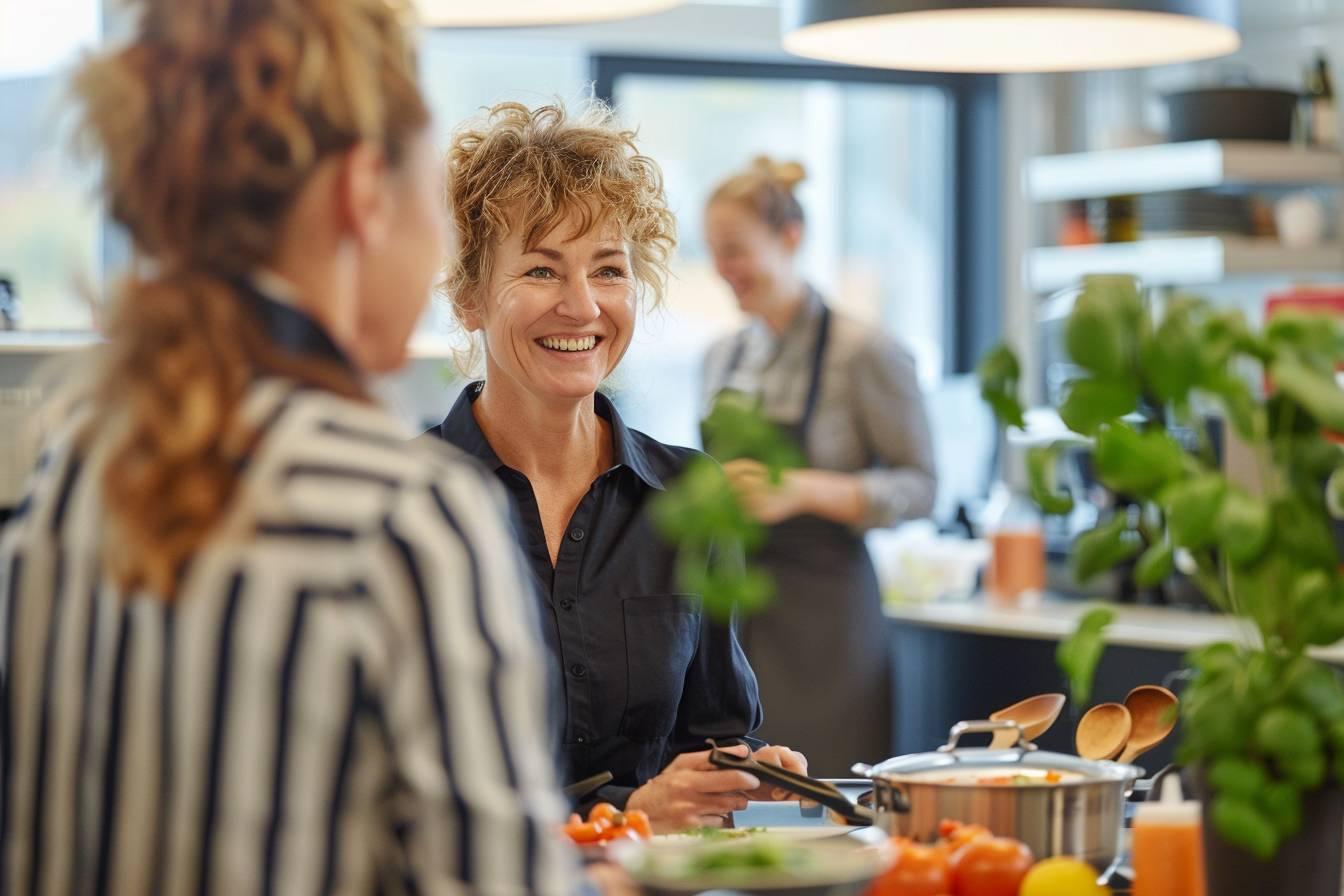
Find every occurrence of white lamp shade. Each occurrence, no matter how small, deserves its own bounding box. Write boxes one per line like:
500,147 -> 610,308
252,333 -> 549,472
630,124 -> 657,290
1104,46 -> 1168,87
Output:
783,0 -> 1240,72
418,0 -> 684,27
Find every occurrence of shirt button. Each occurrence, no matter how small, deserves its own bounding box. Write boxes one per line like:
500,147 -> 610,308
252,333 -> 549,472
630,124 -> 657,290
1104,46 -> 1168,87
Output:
568,527 -> 586,542
576,735 -> 587,744
570,663 -> 588,679
559,599 -> 575,611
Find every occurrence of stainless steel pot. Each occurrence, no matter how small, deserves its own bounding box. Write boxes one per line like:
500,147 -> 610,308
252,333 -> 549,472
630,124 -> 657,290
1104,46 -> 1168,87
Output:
855,721 -> 1143,872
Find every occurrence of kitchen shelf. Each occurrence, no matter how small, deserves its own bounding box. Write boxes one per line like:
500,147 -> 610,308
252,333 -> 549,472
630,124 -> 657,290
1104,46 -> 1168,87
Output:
0,331 -> 458,360
1025,140 -> 1344,203
1026,236 -> 1344,293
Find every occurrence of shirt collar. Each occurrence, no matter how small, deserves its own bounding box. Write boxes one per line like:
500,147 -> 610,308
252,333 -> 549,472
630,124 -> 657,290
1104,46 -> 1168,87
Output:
748,283 -> 825,351
235,272 -> 356,373
438,383 -> 665,491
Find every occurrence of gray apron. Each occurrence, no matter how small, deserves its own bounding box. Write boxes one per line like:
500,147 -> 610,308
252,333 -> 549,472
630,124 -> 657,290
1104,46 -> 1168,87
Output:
703,304 -> 893,776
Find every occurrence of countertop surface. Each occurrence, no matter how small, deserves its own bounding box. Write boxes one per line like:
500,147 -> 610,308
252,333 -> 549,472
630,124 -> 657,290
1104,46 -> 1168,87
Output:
885,595 -> 1344,663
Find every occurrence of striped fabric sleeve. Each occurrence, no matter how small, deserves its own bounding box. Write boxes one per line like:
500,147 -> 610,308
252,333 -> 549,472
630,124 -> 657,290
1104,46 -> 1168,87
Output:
372,468 -> 591,896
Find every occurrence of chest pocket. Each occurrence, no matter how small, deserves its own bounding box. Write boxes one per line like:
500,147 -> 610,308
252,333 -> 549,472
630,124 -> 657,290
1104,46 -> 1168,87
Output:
620,594 -> 702,740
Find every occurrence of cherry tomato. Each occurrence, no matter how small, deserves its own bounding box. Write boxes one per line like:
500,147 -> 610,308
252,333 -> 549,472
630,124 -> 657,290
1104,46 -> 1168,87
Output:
624,809 -> 653,840
867,842 -> 951,896
589,803 -> 619,825
948,836 -> 1034,896
563,821 -> 606,844
940,821 -> 992,853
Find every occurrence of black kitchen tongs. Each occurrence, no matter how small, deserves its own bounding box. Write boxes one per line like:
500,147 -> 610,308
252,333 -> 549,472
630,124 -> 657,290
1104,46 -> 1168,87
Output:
706,739 -> 874,827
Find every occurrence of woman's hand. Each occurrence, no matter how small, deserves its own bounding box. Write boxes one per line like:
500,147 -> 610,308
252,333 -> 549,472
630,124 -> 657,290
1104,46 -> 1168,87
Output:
723,459 -> 868,527
625,747 -> 761,833
747,744 -> 810,801
723,458 -> 806,525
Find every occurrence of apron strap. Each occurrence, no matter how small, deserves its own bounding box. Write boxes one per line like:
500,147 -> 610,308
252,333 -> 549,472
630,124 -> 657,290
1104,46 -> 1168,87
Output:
797,303 -> 831,435
720,296 -> 833,435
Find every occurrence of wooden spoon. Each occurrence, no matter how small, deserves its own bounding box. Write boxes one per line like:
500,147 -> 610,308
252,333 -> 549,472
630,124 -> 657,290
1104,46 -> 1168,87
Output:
988,693 -> 1068,749
1076,703 -> 1133,760
1117,685 -> 1179,765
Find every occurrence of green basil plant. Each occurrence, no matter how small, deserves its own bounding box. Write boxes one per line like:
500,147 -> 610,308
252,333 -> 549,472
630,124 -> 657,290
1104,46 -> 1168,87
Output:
979,274 -> 1344,860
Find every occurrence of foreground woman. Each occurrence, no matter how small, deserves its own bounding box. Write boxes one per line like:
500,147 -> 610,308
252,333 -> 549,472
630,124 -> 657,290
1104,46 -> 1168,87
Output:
0,1 -> 590,891
427,101 -> 808,832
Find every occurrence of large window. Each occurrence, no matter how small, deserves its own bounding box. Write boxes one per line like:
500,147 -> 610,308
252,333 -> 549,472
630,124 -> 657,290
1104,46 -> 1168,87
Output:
0,0 -> 103,330
595,57 -> 998,450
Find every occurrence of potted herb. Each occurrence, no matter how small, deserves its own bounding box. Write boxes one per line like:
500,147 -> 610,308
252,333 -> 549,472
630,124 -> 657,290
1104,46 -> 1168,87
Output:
979,274 -> 1344,894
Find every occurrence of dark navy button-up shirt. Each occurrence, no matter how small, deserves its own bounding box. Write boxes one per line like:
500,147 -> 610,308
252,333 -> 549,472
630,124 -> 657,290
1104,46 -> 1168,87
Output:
428,383 -> 762,808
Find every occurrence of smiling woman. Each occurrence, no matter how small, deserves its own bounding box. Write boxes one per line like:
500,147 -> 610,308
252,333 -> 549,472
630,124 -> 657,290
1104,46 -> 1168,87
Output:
424,99 -> 811,833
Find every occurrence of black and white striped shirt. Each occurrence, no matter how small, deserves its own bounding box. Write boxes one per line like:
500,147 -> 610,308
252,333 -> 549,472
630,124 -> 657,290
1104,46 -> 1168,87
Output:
0,374 -> 588,895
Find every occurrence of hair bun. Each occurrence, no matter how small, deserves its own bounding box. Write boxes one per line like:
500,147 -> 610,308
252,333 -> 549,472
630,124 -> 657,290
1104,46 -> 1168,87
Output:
749,155 -> 806,189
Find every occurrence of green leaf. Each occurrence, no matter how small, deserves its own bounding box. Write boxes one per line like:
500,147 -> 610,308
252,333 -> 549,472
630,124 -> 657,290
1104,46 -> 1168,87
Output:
701,393 -> 806,472
1161,473 -> 1227,550
1279,753 -> 1327,790
1134,540 -> 1174,587
1291,571 -> 1344,648
1026,444 -> 1074,515
977,344 -> 1027,430
1202,371 -> 1259,441
1065,275 -> 1142,380
1259,782 -> 1303,839
983,390 -> 1027,431
1272,497 -> 1340,570
1284,655 -> 1344,721
1092,423 -> 1186,497
1212,795 -> 1280,860
1216,489 -> 1273,567
1266,310 -> 1344,373
1071,513 -> 1143,583
1209,757 -> 1270,800
1141,303 -> 1204,405
1254,706 -> 1322,759
1270,357 -> 1344,433
1058,378 -> 1139,435
1055,607 -> 1114,706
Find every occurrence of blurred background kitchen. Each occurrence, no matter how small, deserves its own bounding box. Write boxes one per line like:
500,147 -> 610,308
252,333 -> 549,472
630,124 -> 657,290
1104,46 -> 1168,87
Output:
5,0 -> 1344,755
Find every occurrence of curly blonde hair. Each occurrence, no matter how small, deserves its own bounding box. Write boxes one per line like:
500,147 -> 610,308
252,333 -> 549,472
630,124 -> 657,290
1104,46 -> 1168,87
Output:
72,0 -> 429,597
708,155 -> 808,233
443,100 -> 677,326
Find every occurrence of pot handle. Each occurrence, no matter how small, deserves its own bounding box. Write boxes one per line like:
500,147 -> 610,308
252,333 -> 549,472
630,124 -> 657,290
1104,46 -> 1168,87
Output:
939,720 -> 1039,754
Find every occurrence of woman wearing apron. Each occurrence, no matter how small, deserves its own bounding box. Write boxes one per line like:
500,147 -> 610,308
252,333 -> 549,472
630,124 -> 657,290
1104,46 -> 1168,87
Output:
701,157 -> 938,775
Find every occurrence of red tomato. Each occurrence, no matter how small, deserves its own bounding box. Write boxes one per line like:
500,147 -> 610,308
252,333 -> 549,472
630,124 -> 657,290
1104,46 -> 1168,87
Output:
867,843 -> 952,896
948,837 -> 1034,896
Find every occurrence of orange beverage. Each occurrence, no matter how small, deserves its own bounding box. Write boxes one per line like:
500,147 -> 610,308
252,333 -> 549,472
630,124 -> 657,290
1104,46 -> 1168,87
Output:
1132,776 -> 1207,896
986,528 -> 1046,602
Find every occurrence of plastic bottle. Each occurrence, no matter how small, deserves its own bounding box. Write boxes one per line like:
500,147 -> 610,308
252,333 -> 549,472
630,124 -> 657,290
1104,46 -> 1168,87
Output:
981,443 -> 1046,605
1132,775 -> 1207,896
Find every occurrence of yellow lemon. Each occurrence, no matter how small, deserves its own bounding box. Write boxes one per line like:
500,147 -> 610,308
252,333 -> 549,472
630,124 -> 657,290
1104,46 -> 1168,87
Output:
1018,857 -> 1111,896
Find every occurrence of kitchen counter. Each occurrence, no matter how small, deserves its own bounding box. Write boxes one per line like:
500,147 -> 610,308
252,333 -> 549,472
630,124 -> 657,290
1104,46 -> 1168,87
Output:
883,595 -> 1344,764
886,595 -> 1344,663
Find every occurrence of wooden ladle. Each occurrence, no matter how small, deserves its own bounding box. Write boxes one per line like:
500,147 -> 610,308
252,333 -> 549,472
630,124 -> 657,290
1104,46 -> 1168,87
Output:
1117,685 -> 1179,765
1076,702 -> 1133,760
988,693 -> 1068,749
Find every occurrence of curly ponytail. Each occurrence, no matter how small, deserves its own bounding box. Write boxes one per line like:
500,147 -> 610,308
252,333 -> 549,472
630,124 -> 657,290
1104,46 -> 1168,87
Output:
72,0 -> 429,596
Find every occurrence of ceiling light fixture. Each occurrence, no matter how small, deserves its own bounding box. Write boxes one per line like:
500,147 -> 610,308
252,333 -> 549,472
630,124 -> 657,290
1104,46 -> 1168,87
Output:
782,0 -> 1240,72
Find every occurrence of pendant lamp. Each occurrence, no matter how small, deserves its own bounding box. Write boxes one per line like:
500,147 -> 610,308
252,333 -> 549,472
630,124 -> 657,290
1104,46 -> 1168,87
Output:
782,0 -> 1239,72
419,0 -> 684,27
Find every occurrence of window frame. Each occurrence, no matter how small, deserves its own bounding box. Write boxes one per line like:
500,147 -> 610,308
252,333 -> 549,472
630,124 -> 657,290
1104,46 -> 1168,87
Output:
592,54 -> 999,376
